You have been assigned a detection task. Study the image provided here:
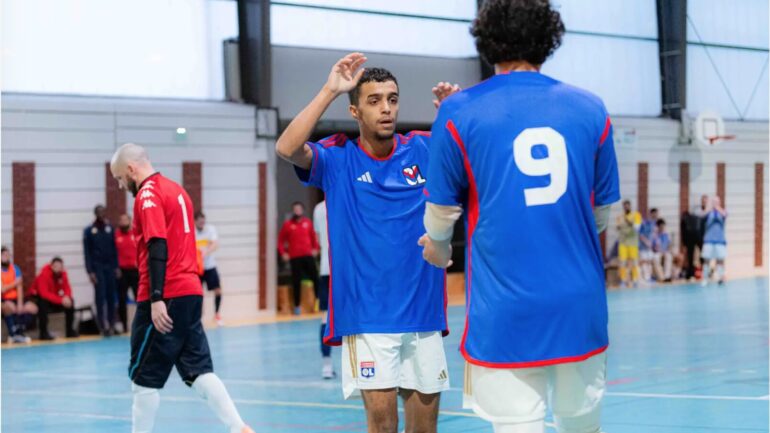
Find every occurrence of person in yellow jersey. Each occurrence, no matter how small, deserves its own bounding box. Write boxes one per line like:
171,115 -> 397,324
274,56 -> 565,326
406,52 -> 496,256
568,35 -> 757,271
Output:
616,200 -> 642,287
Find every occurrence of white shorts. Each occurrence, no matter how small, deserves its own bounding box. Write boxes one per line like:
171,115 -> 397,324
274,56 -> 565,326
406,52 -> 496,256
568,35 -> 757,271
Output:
639,250 -> 654,261
463,352 -> 607,430
701,243 -> 727,260
341,331 -> 450,399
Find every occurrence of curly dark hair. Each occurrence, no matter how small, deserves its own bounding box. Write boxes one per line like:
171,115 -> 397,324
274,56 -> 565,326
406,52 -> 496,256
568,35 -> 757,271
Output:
471,0 -> 565,66
348,67 -> 399,105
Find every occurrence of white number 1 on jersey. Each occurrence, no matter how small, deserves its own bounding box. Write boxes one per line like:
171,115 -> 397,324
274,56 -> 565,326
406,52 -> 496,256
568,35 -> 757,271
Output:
512,127 -> 568,206
178,194 -> 191,233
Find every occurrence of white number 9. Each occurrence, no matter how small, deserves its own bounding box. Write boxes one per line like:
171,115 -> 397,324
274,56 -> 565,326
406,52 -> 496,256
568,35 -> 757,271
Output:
512,127 -> 568,206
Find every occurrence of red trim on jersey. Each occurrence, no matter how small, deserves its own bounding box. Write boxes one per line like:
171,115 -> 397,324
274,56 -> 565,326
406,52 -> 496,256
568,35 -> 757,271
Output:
320,133 -> 348,148
308,142 -> 320,182
445,120 -> 479,359
322,209 -> 340,346
463,345 -> 609,369
357,137 -> 397,161
423,188 -> 430,197
599,117 -> 611,147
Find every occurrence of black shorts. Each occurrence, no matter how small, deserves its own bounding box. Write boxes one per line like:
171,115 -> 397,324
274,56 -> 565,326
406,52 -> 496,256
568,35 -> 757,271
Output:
318,275 -> 330,311
128,295 -> 213,389
200,268 -> 221,291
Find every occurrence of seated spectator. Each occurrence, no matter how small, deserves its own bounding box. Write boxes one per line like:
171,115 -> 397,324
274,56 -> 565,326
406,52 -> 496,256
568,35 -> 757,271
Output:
31,257 -> 78,340
1,247 -> 37,343
652,219 -> 674,282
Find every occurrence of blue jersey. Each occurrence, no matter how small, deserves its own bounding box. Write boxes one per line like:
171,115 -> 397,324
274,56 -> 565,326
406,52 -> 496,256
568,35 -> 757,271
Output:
639,219 -> 655,251
704,210 -> 727,244
296,132 -> 447,345
426,72 -> 620,367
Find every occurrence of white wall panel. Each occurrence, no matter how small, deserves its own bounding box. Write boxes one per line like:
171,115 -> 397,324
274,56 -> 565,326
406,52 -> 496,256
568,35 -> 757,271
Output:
1,94 -> 273,319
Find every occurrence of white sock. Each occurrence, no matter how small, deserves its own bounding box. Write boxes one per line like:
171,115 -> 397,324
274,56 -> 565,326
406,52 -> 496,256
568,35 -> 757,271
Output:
323,356 -> 332,369
717,264 -> 725,280
192,373 -> 246,433
702,264 -> 711,281
132,384 -> 160,433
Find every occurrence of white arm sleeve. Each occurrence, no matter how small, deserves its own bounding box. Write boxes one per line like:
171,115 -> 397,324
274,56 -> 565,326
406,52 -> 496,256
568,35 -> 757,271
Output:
424,202 -> 463,241
594,204 -> 612,234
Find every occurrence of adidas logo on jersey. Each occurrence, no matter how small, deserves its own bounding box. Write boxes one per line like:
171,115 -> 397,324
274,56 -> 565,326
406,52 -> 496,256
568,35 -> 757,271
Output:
356,172 -> 373,183
141,200 -> 157,210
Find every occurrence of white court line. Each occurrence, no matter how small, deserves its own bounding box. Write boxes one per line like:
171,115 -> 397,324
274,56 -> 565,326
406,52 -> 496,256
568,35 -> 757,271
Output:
605,392 -> 769,401
2,389 -> 498,421
10,408 -> 130,421
11,372 -> 769,401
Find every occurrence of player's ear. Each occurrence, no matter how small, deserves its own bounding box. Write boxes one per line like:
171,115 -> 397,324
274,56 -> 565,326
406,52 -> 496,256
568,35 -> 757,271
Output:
348,104 -> 359,120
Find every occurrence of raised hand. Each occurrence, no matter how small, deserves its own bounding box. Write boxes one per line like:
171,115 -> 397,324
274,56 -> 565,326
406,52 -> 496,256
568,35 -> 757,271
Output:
432,82 -> 462,108
325,52 -> 368,95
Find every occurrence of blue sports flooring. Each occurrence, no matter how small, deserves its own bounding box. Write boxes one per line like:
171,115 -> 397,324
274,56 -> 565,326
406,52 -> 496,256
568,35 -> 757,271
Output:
3,277 -> 768,432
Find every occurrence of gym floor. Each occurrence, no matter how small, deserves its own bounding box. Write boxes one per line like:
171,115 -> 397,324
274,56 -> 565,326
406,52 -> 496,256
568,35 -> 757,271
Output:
2,277 -> 768,432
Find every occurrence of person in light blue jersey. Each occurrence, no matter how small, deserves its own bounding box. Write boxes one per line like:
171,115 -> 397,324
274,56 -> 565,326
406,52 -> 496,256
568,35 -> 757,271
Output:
701,195 -> 728,286
652,218 -> 674,282
419,1 -> 620,432
275,52 -> 459,433
639,208 -> 659,283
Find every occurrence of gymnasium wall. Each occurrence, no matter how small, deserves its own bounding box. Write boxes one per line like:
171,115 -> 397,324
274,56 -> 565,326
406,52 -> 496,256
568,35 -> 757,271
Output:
0,93 -> 277,320
608,117 -> 768,278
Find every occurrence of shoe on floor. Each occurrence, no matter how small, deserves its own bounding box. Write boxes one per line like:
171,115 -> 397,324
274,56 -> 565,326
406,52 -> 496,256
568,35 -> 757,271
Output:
11,334 -> 32,344
215,313 -> 224,327
39,333 -> 55,341
294,306 -> 301,316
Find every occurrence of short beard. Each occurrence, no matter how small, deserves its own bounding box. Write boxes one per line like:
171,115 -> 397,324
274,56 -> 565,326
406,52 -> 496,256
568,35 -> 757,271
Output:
129,180 -> 139,197
375,130 -> 395,141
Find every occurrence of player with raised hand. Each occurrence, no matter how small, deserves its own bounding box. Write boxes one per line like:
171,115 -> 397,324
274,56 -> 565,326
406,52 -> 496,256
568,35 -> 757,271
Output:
276,52 -> 458,433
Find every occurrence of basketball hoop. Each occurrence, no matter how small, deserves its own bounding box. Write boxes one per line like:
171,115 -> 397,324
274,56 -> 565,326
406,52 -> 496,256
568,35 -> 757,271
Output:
707,134 -> 736,145
693,110 -> 735,147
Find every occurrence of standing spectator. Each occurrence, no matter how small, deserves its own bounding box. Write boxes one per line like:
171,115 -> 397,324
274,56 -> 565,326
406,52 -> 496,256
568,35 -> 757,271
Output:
83,204 -> 119,336
702,195 -> 728,286
639,208 -> 658,283
278,202 -> 319,315
32,257 -> 78,340
616,200 -> 642,287
1,247 -> 36,343
115,213 -> 139,334
652,219 -> 674,282
194,211 -> 224,326
313,199 -> 335,379
682,195 -> 710,280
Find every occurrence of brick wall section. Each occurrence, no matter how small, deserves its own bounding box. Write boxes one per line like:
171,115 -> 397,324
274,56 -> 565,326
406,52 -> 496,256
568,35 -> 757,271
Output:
182,162 -> 203,213
105,162 -> 127,225
679,162 -> 690,214
258,162 -> 267,310
716,162 -> 726,206
12,163 -> 36,283
679,162 -> 690,254
756,163 -> 764,267
638,162 -> 648,216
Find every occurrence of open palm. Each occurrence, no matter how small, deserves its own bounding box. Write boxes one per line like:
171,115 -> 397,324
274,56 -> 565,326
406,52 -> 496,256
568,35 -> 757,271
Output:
326,52 -> 367,95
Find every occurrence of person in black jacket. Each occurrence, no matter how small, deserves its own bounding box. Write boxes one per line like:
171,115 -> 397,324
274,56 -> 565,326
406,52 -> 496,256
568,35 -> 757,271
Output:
681,195 -> 709,280
83,204 -> 119,336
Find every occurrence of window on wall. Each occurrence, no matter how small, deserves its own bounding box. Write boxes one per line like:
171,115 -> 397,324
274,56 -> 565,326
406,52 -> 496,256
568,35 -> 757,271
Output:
270,1 -> 477,58
1,0 -> 238,99
686,0 -> 769,120
541,0 -> 661,116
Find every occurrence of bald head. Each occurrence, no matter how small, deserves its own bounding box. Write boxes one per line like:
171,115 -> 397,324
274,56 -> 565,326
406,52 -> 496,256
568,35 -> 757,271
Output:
110,143 -> 154,196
